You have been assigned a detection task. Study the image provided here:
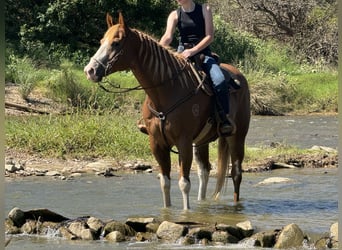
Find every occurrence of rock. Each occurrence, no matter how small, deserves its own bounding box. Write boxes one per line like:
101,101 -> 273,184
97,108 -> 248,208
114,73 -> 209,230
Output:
59,226 -> 77,240
215,223 -> 243,239
8,207 -> 26,227
87,217 -> 104,237
212,230 -> 239,244
68,221 -> 96,240
136,232 -> 155,242
310,145 -> 337,153
236,220 -> 254,237
103,221 -> 136,237
274,223 -> 304,249
23,208 -> 69,222
257,177 -> 294,185
156,221 -> 187,242
106,231 -> 126,242
181,235 -> 196,245
69,173 -> 82,178
126,217 -> 157,232
146,222 -> 160,233
187,227 -> 213,241
21,220 -> 40,234
330,222 -> 338,241
5,164 -> 17,173
315,237 -> 332,249
4,218 -> 21,234
45,171 -> 61,176
250,229 -> 280,247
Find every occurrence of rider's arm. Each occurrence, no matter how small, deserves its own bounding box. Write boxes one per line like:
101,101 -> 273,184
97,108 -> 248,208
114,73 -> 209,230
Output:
160,10 -> 178,46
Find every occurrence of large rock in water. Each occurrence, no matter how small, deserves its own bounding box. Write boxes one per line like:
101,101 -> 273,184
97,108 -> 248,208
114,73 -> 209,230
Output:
274,223 -> 304,249
103,221 -> 136,237
156,221 -> 187,242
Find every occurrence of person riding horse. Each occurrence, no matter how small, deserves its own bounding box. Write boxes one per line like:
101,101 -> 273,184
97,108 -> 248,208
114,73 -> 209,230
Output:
160,0 -> 237,136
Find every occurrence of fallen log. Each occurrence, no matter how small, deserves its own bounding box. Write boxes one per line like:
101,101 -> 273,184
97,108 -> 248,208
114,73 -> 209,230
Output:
5,101 -> 50,115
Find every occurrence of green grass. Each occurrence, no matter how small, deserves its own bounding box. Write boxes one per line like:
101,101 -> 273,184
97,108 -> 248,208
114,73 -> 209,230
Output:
5,112 -> 152,160
286,72 -> 338,113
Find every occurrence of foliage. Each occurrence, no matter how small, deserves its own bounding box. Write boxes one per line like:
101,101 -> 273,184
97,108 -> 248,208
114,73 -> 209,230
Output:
211,15 -> 256,63
5,0 -> 175,66
209,0 -> 337,66
5,54 -> 44,100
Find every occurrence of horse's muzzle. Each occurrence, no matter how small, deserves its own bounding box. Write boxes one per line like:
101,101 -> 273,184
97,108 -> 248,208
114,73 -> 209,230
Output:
84,63 -> 103,82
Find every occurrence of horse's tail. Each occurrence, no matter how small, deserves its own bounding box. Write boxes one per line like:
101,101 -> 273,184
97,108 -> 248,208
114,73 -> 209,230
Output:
213,137 -> 230,200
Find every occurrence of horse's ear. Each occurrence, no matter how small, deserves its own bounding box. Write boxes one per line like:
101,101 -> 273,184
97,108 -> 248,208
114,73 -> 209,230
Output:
106,13 -> 114,28
118,12 -> 125,29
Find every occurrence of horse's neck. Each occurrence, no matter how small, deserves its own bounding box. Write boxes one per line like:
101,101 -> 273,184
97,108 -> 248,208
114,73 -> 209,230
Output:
130,30 -> 195,97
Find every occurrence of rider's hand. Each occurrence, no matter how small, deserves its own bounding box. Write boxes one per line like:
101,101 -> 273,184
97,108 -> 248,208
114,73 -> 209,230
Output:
181,49 -> 194,59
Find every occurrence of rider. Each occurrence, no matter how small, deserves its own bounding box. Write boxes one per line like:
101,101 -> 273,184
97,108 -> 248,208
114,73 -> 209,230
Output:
159,0 -> 236,136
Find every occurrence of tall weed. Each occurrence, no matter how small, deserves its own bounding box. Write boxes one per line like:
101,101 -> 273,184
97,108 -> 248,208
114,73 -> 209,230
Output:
6,55 -> 43,100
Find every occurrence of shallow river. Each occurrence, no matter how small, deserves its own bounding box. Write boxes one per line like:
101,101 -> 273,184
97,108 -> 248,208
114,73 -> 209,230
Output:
5,115 -> 338,249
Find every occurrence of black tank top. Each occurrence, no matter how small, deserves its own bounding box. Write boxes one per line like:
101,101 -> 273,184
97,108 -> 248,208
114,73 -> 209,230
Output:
177,3 -> 211,55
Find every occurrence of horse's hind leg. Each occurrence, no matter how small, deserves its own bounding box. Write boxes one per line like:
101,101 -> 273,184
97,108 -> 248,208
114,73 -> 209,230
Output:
193,144 -> 211,201
229,136 -> 245,202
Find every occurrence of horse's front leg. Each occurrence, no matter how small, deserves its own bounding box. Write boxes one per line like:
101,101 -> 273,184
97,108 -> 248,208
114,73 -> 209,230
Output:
178,140 -> 193,210
149,138 -> 172,208
193,144 -> 211,201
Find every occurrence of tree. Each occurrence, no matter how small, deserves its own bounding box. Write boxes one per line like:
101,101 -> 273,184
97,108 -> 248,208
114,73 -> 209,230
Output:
5,0 -> 176,64
209,0 -> 337,65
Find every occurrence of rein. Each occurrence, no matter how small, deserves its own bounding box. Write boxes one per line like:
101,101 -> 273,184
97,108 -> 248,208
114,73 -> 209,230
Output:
93,28 -> 205,153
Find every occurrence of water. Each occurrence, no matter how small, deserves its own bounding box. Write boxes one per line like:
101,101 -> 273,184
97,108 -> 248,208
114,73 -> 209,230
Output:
5,115 -> 338,249
246,115 -> 338,149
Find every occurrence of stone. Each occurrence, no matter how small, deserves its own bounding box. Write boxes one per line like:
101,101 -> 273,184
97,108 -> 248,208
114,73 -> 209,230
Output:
257,177 -> 294,185
106,231 -> 126,242
4,218 -> 21,234
8,207 -> 26,227
59,226 -> 77,240
212,230 -> 239,244
126,217 -> 157,232
250,229 -> 279,247
146,222 -> 160,233
69,173 -> 82,178
236,220 -> 254,237
330,222 -> 338,241
156,221 -> 187,242
21,220 -> 40,234
274,223 -> 304,249
103,221 -> 136,237
87,217 -> 104,236
136,232 -> 155,242
45,171 -> 61,176
68,221 -> 96,240
187,227 -> 213,241
215,223 -> 243,239
5,164 -> 16,173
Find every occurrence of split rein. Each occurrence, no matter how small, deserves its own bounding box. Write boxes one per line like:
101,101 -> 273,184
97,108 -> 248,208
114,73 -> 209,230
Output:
95,58 -> 202,154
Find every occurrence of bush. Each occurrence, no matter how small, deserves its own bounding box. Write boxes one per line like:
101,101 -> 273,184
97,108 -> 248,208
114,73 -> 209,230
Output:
5,54 -> 44,100
212,15 -> 256,63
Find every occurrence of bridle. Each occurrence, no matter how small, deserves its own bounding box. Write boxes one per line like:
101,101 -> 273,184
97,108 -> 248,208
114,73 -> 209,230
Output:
90,29 -> 129,77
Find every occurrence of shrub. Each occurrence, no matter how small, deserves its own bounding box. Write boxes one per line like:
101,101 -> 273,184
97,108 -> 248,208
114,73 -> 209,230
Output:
5,54 -> 43,100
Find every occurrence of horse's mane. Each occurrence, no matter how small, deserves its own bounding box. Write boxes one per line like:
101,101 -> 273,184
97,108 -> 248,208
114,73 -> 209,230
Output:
131,28 -> 187,65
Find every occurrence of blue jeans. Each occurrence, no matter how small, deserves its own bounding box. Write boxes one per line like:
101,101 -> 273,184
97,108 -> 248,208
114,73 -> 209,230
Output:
202,56 -> 229,114
202,56 -> 225,91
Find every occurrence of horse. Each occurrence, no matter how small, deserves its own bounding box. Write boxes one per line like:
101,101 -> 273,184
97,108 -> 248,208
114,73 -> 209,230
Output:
84,12 -> 250,210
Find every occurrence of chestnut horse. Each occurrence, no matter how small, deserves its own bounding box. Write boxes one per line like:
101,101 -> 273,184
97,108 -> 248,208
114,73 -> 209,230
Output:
84,13 -> 250,210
